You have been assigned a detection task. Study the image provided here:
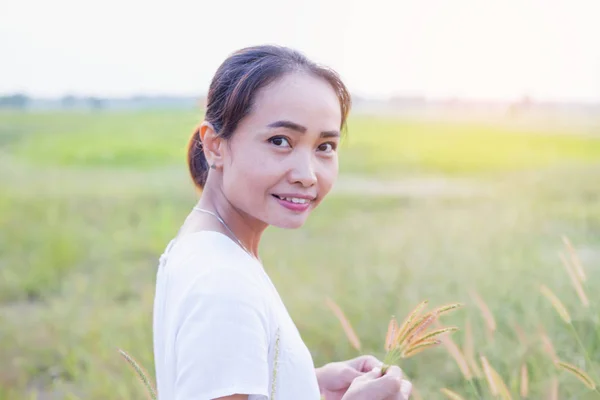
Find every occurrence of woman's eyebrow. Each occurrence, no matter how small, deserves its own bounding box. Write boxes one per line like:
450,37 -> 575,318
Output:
267,120 -> 339,138
267,120 -> 307,133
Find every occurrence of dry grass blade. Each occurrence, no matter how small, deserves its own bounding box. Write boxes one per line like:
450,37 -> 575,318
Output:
393,300 -> 428,345
539,328 -> 558,362
403,312 -> 437,345
403,339 -> 441,358
539,285 -> 571,323
555,360 -> 597,390
385,316 -> 398,351
440,334 -> 472,380
470,291 -> 496,336
480,356 -> 498,396
491,366 -> 513,400
440,388 -> 466,400
411,386 -> 424,400
434,303 -> 463,316
466,357 -> 482,380
463,318 -> 482,378
464,318 -> 474,359
520,363 -> 529,398
512,322 -> 527,346
562,235 -> 586,281
412,327 -> 458,345
325,297 -> 361,351
118,349 -> 157,400
559,251 -> 590,307
548,376 -> 559,400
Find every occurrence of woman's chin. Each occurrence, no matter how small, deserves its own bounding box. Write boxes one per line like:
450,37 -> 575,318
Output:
270,214 -> 310,230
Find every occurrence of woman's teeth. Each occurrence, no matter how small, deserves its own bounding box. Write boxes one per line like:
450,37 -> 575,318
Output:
275,195 -> 310,204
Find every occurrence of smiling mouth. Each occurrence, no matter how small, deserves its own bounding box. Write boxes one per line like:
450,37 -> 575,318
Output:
271,194 -> 314,204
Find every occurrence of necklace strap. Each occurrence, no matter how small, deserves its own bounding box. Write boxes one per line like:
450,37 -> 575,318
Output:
192,206 -> 256,260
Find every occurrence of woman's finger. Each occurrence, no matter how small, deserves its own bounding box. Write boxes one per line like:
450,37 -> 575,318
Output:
400,379 -> 412,399
360,355 -> 384,372
349,354 -> 384,373
371,375 -> 403,398
355,366 -> 382,381
382,365 -> 403,379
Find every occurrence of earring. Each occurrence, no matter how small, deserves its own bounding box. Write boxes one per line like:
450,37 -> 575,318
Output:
210,163 -> 216,170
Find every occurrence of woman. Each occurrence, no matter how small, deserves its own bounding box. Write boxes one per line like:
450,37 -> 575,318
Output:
152,45 -> 412,400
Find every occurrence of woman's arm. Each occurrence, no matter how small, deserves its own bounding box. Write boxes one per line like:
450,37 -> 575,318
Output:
214,395 -> 249,400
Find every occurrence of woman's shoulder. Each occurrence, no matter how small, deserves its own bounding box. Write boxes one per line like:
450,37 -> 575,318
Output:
165,230 -> 229,257
159,231 -> 276,335
160,230 -> 269,302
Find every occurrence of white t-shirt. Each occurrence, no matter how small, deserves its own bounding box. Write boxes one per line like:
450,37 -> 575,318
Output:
152,230 -> 321,400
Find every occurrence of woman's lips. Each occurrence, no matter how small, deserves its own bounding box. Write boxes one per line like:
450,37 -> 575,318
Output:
272,194 -> 313,212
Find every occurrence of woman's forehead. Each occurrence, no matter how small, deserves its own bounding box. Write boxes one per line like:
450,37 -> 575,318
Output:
247,73 -> 342,128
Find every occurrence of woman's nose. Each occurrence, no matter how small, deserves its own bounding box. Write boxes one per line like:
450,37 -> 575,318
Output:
288,151 -> 317,187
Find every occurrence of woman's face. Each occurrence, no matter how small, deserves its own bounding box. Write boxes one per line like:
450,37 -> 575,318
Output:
221,71 -> 342,229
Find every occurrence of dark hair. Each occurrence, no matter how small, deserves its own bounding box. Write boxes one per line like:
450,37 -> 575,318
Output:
187,44 -> 352,190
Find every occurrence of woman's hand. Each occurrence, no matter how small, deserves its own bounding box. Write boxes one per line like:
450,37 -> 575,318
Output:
342,366 -> 412,400
316,355 -> 409,400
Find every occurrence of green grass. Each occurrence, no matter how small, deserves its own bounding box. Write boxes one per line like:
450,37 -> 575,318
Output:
341,116 -> 600,176
1,110 -> 599,399
3,110 -> 600,175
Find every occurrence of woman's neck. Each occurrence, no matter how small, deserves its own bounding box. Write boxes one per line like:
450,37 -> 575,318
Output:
192,183 -> 267,260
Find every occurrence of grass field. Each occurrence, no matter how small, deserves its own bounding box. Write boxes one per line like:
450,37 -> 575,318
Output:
1,109 -> 599,399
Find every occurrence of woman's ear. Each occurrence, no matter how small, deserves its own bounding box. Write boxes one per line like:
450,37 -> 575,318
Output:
199,121 -> 224,169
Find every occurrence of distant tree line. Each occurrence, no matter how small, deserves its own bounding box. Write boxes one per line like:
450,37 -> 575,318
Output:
0,93 -> 108,110
0,93 -> 202,110
60,95 -> 105,109
0,94 -> 30,109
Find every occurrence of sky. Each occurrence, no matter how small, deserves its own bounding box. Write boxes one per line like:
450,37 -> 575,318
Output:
1,0 -> 599,102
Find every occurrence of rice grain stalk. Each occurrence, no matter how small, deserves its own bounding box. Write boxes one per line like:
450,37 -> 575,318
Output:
559,251 -> 589,307
402,339 -> 441,358
539,285 -> 571,324
556,238 -> 600,380
438,330 -> 481,397
392,300 -> 429,345
411,327 -> 458,346
381,302 -> 462,374
520,363 -> 529,398
399,312 -> 437,346
538,324 -> 558,362
491,366 -> 513,400
470,291 -> 496,339
562,235 -> 586,281
440,334 -> 472,381
397,303 -> 462,350
548,376 -> 559,400
385,317 -> 398,351
325,297 -> 361,351
463,318 -> 482,378
555,360 -> 597,390
434,303 -> 463,317
440,388 -> 466,400
118,349 -> 157,400
410,386 -> 424,400
539,286 -> 600,393
512,322 -> 528,347
480,356 -> 498,396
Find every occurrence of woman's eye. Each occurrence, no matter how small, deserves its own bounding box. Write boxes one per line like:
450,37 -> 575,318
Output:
269,136 -> 291,148
318,142 -> 337,152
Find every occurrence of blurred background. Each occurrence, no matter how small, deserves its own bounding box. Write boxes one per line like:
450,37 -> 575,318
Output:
1,0 -> 599,399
